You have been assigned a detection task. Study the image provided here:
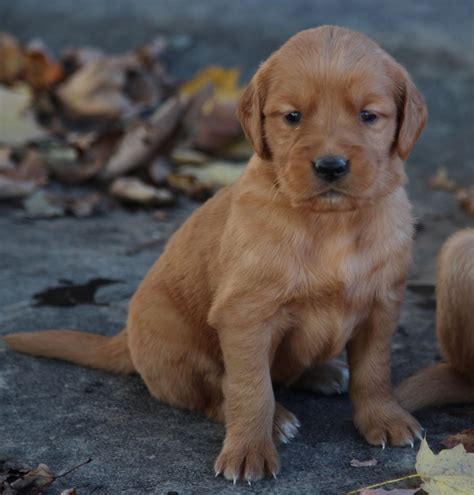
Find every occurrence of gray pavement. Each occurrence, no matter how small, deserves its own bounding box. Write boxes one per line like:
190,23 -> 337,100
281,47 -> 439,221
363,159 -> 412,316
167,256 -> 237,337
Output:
1,1 -> 474,494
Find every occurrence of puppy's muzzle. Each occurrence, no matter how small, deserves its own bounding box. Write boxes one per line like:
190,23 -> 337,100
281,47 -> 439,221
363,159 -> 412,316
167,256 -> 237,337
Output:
313,155 -> 350,182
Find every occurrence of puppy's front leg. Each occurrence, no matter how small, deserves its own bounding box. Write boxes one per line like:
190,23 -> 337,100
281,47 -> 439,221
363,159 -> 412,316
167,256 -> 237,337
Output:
210,300 -> 279,482
347,292 -> 422,447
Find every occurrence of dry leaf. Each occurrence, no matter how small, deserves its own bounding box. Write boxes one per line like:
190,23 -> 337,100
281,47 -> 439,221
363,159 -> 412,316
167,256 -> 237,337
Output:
0,147 -> 15,171
66,131 -> 98,151
167,161 -> 245,200
63,192 -> 103,218
191,99 -> 242,152
134,36 -> 174,96
56,57 -> 134,119
109,177 -> 174,205
0,85 -> 48,145
23,40 -> 64,91
22,190 -> 102,218
180,83 -> 214,137
429,167 -> 458,192
37,143 -> 79,180
15,149 -> 49,184
180,66 -> 243,153
441,428 -> 474,453
170,147 -> 208,165
177,161 -> 246,188
124,65 -> 162,108
416,437 -> 474,494
457,187 -> 474,217
0,148 -> 47,199
51,130 -> 122,183
8,463 -> 54,492
351,458 -> 378,467
76,130 -> 123,180
99,121 -> 150,179
0,175 -> 37,199
23,190 -> 65,218
166,172 -> 203,197
0,34 -> 63,90
61,46 -> 105,75
180,66 -> 241,101
0,33 -> 26,84
428,167 -> 473,217
100,96 -> 183,179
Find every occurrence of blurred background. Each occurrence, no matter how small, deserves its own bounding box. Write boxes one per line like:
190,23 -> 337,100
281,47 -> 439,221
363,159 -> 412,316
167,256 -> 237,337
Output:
3,0 -> 474,78
0,0 -> 472,272
1,1 -> 473,494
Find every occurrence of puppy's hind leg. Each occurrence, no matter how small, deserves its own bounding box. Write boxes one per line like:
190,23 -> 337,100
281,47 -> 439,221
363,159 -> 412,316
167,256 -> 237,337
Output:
291,360 -> 349,395
127,290 -> 225,420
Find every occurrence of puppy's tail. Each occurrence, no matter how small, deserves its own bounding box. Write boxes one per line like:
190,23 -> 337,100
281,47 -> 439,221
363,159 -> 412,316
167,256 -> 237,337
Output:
1,328 -> 134,374
395,228 -> 474,412
395,363 -> 474,412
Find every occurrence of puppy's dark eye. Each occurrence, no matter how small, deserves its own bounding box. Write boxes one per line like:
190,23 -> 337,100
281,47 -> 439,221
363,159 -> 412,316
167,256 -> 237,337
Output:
284,111 -> 302,125
360,110 -> 378,123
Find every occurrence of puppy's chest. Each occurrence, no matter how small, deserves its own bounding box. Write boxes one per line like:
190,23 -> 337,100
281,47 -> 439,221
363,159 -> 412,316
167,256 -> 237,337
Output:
288,236 -> 382,305
282,236 -> 389,357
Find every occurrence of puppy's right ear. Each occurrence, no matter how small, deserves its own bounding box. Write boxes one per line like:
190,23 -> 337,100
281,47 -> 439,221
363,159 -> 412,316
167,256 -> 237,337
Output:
237,71 -> 271,159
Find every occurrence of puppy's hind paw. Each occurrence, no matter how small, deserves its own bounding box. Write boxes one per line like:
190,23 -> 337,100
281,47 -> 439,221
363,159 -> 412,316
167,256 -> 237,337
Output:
292,360 -> 349,395
273,402 -> 300,445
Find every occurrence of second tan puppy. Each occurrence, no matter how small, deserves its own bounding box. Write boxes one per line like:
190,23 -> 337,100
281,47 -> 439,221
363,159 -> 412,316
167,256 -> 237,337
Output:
3,26 -> 427,482
396,229 -> 474,411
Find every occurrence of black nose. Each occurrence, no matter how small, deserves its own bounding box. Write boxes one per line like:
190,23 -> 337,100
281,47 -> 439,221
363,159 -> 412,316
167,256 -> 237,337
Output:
313,155 -> 350,182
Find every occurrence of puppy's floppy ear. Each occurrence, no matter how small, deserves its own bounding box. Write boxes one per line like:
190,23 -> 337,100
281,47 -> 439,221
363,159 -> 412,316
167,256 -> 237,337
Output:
237,70 -> 271,159
396,71 -> 428,161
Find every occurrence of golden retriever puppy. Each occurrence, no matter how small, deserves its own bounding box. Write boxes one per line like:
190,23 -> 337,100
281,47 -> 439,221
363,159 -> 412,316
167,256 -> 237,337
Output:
396,229 -> 474,411
3,26 -> 427,482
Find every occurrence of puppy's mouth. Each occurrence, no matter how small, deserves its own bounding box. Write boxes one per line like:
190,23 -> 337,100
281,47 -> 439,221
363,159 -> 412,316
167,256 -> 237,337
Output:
318,189 -> 347,202
301,187 -> 360,211
289,185 -> 360,212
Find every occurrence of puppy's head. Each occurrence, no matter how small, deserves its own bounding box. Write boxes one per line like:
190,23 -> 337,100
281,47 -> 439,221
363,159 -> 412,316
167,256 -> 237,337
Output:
237,26 -> 427,212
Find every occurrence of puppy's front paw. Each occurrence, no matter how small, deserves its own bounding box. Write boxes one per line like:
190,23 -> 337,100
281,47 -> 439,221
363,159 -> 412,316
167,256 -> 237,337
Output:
354,401 -> 422,447
214,436 -> 279,483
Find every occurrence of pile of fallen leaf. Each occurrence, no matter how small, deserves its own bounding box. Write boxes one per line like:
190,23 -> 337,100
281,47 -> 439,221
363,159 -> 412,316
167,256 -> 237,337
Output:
0,33 -> 251,218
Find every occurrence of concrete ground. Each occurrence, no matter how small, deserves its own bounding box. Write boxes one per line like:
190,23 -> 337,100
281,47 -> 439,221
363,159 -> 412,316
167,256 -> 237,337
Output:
1,1 -> 473,494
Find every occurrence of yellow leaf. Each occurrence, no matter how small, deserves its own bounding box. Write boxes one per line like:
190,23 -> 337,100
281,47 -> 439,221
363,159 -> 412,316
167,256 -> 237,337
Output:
179,66 -> 241,101
416,438 -> 474,494
0,85 -> 47,145
178,161 -> 246,188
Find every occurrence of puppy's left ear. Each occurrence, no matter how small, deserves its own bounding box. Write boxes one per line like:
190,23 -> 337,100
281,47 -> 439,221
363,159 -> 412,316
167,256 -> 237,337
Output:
396,73 -> 428,161
237,69 -> 271,160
